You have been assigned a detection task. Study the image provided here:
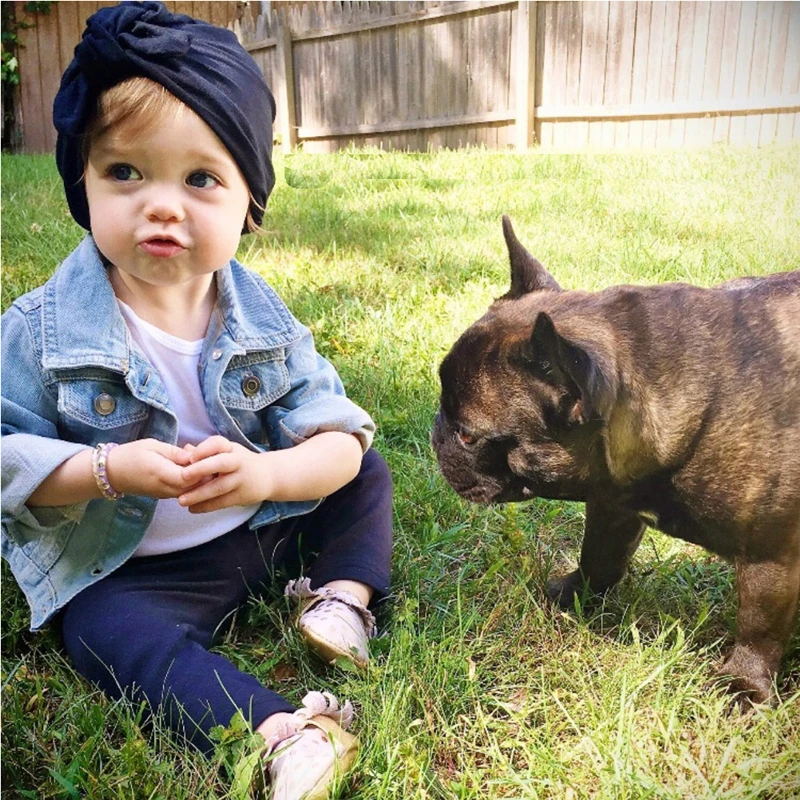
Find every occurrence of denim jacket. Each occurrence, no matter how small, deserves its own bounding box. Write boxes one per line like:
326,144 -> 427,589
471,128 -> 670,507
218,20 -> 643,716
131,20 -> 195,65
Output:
1,236 -> 375,630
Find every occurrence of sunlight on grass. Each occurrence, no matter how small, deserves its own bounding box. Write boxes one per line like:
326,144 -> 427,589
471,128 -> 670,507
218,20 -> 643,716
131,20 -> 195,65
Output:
2,145 -> 799,798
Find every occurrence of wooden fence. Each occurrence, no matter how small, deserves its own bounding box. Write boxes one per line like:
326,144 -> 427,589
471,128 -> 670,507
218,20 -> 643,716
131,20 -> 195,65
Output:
12,1 -> 800,154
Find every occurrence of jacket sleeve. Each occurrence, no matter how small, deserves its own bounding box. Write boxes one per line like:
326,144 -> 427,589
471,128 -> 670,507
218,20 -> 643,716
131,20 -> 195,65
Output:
265,323 -> 375,453
1,304 -> 90,532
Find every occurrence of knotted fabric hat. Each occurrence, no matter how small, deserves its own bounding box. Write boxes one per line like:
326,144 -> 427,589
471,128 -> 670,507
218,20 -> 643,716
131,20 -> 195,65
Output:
53,1 -> 276,232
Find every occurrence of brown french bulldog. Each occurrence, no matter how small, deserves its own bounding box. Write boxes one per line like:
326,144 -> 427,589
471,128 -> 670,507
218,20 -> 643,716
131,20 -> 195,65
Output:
432,216 -> 800,705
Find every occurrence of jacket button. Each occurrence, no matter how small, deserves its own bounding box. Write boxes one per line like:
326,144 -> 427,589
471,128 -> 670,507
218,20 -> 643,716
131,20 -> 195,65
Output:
212,349 -> 223,360
242,376 -> 261,397
94,393 -> 116,416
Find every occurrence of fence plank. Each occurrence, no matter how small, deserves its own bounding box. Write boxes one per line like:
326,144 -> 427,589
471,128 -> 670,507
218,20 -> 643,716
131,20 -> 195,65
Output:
658,1 -> 680,146
452,11 -> 468,133
615,2 -> 636,149
642,1 -> 666,148
670,2 -> 695,147
685,0 -> 713,147
17,5 -> 47,154
572,1 -> 595,149
774,6 -> 800,144
533,2 -> 548,146
56,2 -> 79,78
746,2 -> 774,145
783,2 -> 800,94
541,1 -> 560,148
628,2 -> 650,148
605,1 -> 635,148
555,1 -> 581,150
714,2 -> 742,142
728,2 -> 757,144
36,5 -> 63,152
760,2 -> 791,144
274,12 -> 297,153
588,1 -> 609,147
514,0 -> 536,149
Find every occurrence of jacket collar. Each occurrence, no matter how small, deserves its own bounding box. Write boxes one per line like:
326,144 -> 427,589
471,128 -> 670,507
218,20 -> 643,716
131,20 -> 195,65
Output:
41,236 -> 299,372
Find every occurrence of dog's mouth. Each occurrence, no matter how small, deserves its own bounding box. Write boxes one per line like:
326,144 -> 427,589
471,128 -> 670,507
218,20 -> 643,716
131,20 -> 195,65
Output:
454,476 -> 585,504
459,485 -> 497,504
452,478 -> 532,505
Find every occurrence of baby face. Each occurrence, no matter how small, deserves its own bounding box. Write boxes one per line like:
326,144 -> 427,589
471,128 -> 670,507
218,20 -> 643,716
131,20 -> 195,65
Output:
84,107 -> 251,294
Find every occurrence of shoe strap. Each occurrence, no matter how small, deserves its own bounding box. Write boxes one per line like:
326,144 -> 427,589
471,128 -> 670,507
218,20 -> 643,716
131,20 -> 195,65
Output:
293,690 -> 354,731
263,691 -> 354,757
285,577 -> 377,638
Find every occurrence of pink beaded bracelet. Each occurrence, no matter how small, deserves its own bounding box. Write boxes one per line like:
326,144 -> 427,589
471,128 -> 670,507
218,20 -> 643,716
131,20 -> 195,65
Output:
92,442 -> 124,500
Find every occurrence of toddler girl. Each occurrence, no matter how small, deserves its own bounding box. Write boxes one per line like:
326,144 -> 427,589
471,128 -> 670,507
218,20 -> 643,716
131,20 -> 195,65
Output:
1,3 -> 392,798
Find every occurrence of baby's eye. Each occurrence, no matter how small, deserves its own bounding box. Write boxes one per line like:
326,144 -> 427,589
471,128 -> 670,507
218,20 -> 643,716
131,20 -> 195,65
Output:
186,171 -> 219,189
108,164 -> 141,181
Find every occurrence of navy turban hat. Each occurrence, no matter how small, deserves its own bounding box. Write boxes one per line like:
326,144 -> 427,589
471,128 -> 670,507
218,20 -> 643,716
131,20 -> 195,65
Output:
53,1 -> 276,232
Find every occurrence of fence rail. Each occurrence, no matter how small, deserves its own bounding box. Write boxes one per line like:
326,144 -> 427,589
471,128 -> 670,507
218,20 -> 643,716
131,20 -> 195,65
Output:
12,1 -> 800,154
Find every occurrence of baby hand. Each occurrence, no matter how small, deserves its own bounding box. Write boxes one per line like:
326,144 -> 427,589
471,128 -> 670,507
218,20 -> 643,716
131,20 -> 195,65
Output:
178,435 -> 271,513
105,438 -> 198,499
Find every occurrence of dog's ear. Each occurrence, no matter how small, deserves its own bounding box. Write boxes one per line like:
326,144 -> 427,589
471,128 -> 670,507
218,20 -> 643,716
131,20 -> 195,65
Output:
525,312 -> 612,425
500,215 -> 561,299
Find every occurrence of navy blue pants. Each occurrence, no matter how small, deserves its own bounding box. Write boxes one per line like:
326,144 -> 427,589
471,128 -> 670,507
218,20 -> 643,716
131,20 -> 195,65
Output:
61,449 -> 392,754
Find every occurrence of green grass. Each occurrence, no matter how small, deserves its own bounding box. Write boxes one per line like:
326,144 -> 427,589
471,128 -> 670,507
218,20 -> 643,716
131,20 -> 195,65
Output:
3,145 -> 800,799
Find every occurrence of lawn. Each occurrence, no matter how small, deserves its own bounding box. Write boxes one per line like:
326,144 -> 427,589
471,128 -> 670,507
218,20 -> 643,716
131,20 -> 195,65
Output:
2,145 -> 799,799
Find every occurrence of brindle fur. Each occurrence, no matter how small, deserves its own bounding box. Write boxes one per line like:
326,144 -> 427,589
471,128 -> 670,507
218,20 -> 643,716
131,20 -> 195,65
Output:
433,216 -> 800,705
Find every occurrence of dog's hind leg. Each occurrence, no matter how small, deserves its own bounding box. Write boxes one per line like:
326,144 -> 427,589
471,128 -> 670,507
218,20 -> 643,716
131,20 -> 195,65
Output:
547,497 -> 645,607
720,544 -> 800,706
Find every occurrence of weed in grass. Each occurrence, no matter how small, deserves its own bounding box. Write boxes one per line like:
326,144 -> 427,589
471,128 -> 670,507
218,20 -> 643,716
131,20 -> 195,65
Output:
3,146 -> 800,799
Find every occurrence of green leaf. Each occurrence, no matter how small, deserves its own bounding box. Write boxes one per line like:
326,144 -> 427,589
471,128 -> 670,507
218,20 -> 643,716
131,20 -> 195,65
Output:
46,769 -> 80,799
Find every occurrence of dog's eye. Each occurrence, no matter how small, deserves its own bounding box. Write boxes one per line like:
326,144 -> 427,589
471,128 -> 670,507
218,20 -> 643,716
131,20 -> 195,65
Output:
456,428 -> 478,446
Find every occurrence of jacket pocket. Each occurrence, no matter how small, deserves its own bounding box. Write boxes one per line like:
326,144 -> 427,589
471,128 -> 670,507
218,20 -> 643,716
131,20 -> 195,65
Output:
219,352 -> 289,444
57,377 -> 149,444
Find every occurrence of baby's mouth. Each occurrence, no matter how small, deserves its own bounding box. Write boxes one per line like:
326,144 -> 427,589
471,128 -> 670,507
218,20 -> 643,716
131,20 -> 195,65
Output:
139,238 -> 186,259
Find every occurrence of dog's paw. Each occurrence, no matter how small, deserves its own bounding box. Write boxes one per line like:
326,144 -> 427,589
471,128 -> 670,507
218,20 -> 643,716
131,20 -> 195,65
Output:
704,677 -> 774,713
717,646 -> 777,708
545,570 -> 588,609
546,569 -> 623,610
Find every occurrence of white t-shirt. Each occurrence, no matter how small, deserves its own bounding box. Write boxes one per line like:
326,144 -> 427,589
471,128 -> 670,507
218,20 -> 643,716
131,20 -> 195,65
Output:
118,300 -> 259,556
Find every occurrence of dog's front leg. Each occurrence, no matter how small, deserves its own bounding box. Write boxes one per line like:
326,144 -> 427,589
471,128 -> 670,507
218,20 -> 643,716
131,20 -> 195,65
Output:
547,496 -> 645,608
719,552 -> 800,706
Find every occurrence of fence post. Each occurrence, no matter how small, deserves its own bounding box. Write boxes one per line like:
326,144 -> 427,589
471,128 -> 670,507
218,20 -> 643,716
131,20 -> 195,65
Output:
514,0 -> 537,150
273,9 -> 297,154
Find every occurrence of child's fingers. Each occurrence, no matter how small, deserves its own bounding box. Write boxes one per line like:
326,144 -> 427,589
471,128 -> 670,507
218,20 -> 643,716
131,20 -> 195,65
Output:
153,463 -> 204,495
178,472 -> 236,509
187,435 -> 234,463
185,497 -> 228,514
181,452 -> 236,483
150,440 -> 194,466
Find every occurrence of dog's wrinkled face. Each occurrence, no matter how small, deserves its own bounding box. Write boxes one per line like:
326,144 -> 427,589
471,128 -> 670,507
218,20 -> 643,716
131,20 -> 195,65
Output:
433,315 -> 600,504
433,217 -> 608,504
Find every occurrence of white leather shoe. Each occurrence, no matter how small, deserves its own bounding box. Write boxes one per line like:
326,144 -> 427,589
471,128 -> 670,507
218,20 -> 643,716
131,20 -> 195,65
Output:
232,692 -> 358,800
286,578 -> 377,668
268,717 -> 357,800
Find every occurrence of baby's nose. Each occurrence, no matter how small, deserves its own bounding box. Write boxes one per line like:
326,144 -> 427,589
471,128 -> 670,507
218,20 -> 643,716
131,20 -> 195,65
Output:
144,186 -> 185,222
